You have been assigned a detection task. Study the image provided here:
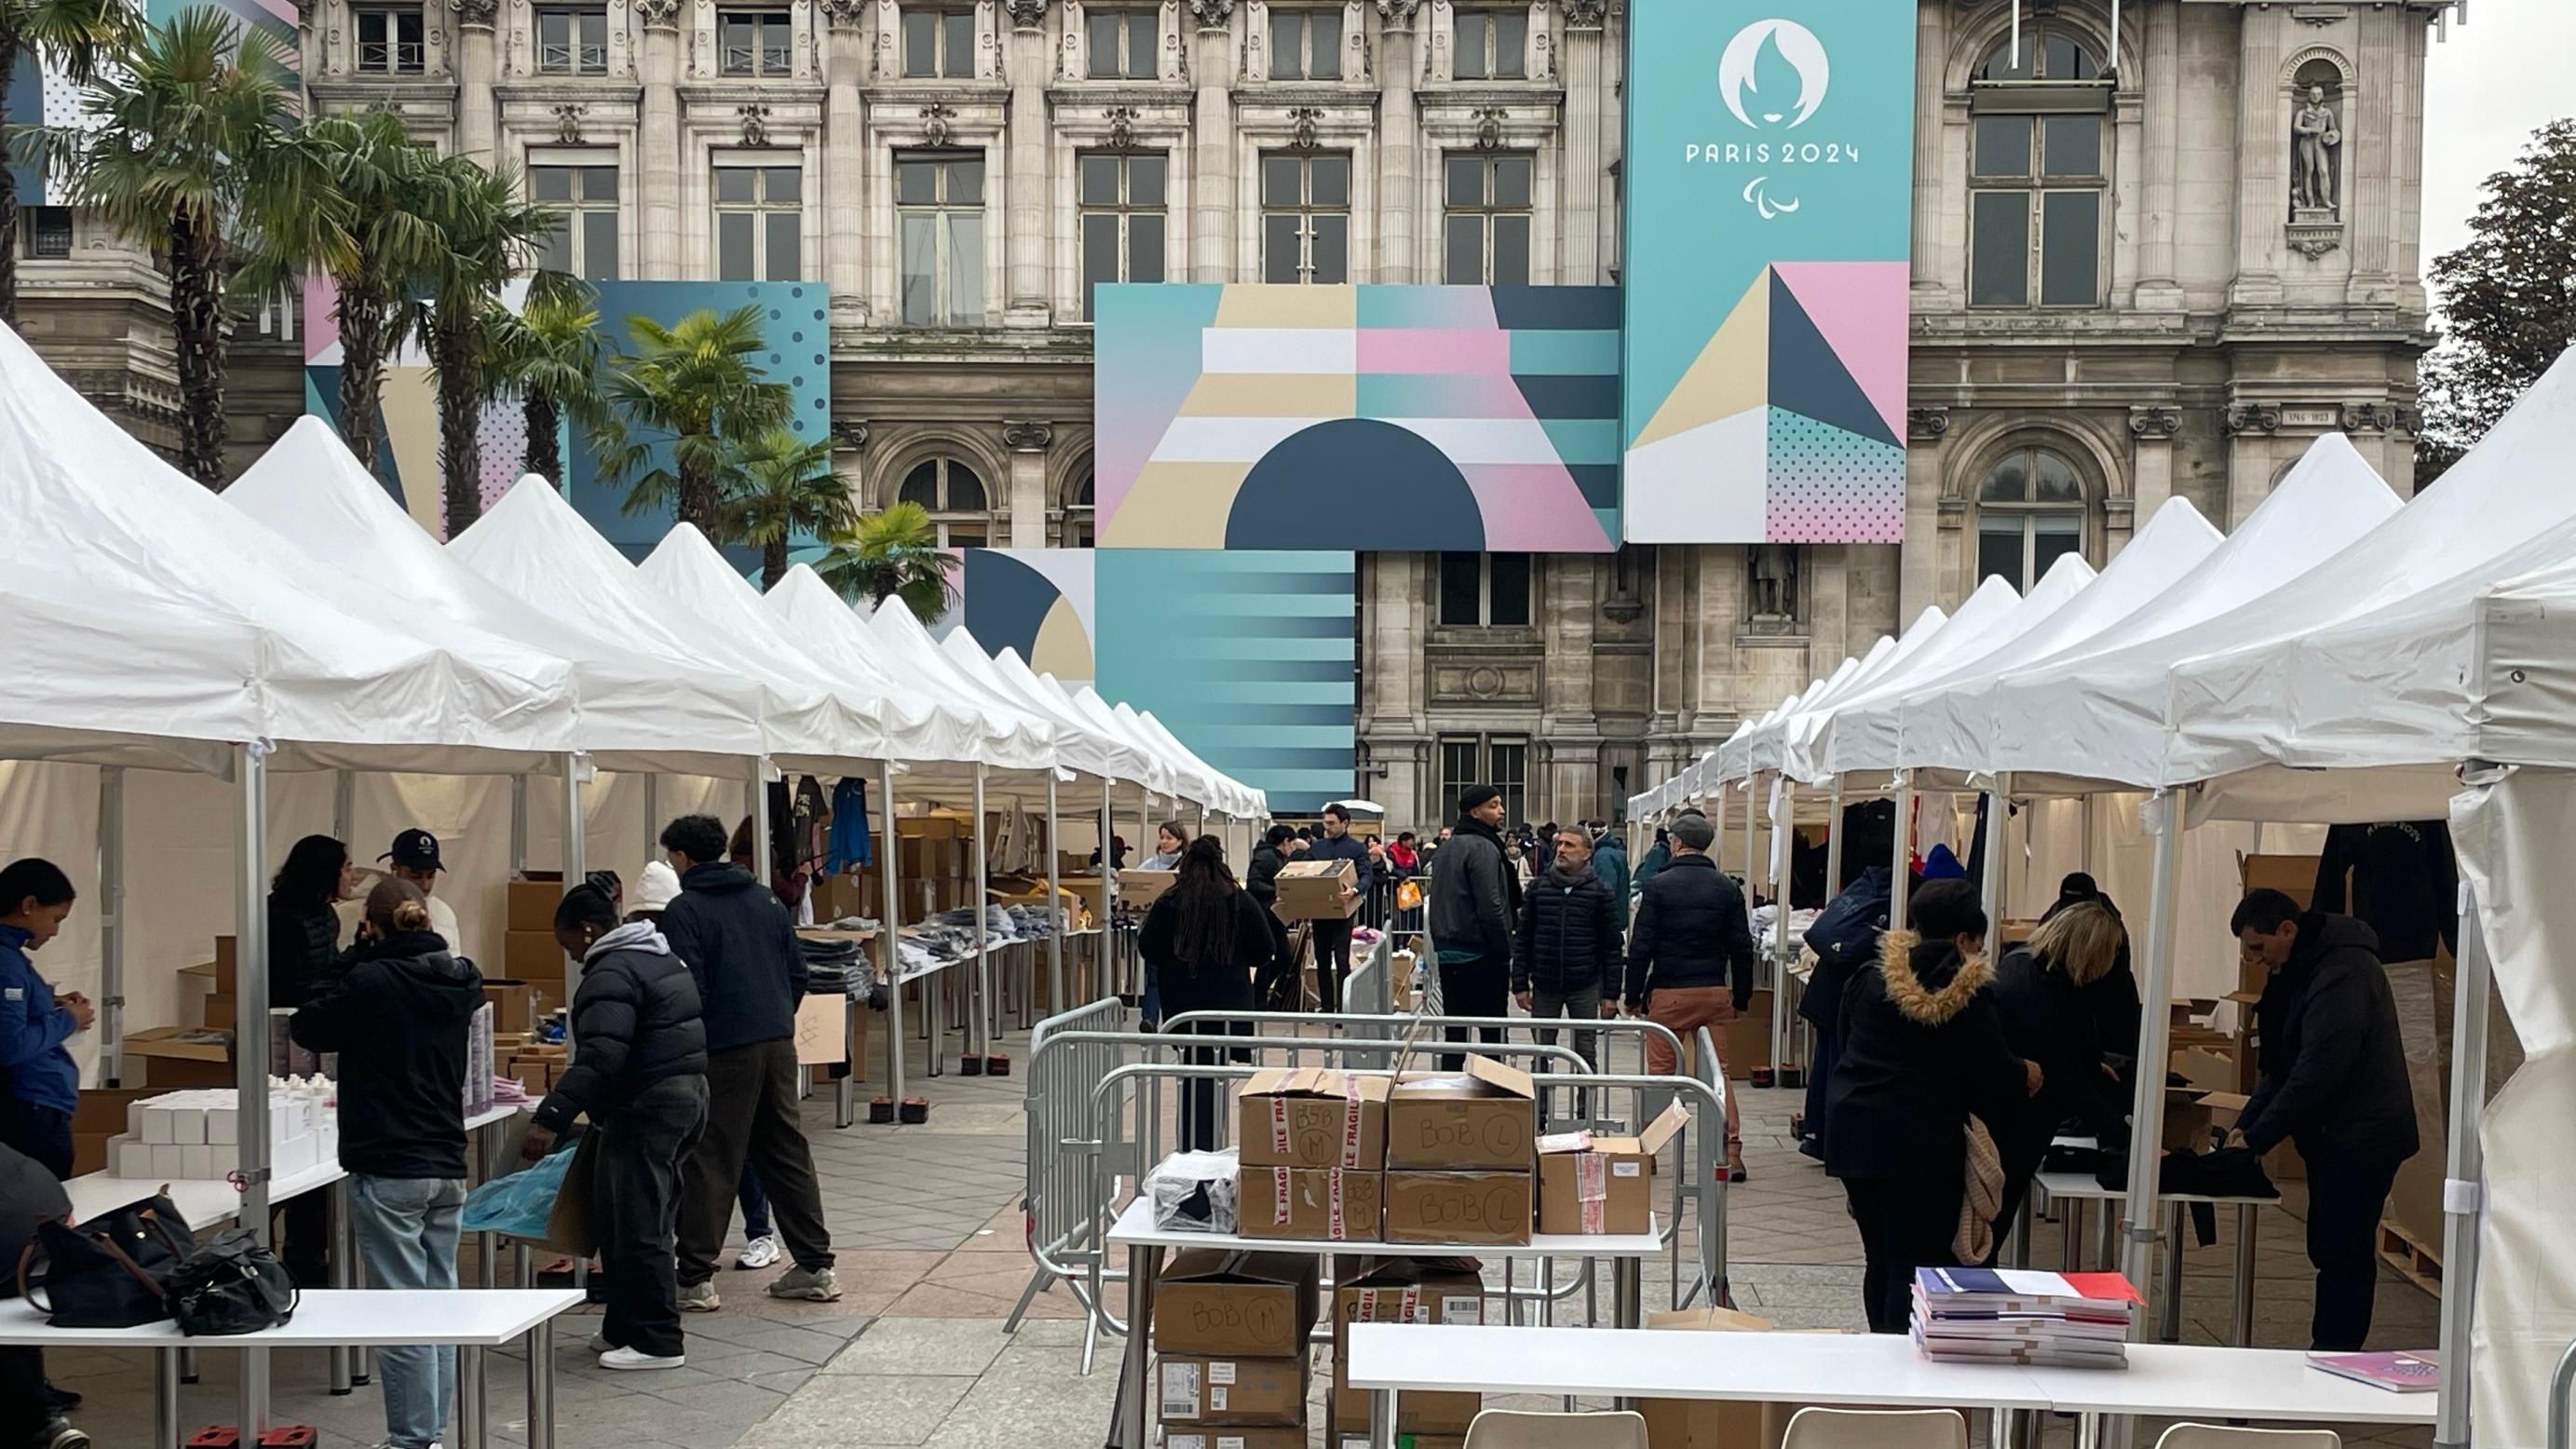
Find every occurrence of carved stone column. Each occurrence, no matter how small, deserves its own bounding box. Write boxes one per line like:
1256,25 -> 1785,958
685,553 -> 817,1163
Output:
1558,0 -> 1606,283
1190,0 -> 1235,282
1900,408 -> 1949,618
454,0 -> 498,166
2135,0 -> 2182,309
2223,403 -> 2284,527
638,0 -> 685,280
2347,6 -> 2397,304
1005,0 -> 1052,326
1005,420 -> 1051,546
2129,405 -> 2180,521
2230,4 -> 2286,306
1376,0 -> 1422,283
822,0 -> 870,325
1907,0 -> 1946,303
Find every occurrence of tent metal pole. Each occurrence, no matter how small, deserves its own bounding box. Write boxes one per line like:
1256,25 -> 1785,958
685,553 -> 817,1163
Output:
1045,774 -> 1064,1014
1823,777 -> 1845,899
1981,776 -> 2013,963
1742,778 -> 1758,934
749,758 -> 772,887
332,768 -> 355,845
1101,776 -> 1117,995
2434,871 -> 2493,1449
509,775 -> 529,876
878,760 -> 906,1114
1889,773 -> 1915,932
96,766 -> 125,1083
563,754 -> 589,1044
643,773 -> 660,860
1770,778 -> 1796,1081
2119,792 -> 2188,1345
234,740 -> 274,1439
970,764 -> 990,1063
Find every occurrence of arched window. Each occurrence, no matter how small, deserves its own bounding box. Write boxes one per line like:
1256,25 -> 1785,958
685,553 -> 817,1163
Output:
900,456 -> 990,547
1974,446 -> 2085,590
1969,22 -> 2110,309
1062,472 -> 1095,548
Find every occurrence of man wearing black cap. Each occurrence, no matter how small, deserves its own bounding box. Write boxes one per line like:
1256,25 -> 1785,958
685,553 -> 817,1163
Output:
1427,785 -> 1520,1070
382,829 -> 461,950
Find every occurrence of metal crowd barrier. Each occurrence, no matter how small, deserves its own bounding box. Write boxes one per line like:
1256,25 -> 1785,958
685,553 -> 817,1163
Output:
1007,994 -> 1142,1368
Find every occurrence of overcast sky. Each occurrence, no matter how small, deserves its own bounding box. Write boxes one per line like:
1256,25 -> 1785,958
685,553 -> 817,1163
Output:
2420,0 -> 2574,276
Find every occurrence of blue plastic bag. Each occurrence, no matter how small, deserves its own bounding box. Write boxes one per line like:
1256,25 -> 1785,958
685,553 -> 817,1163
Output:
461,1145 -> 575,1239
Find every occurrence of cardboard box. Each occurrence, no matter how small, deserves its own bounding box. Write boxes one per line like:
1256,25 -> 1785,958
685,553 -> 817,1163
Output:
1275,860 -> 1358,921
1236,1166 -> 1381,1242
1169,1429 -> 1308,1449
1384,1171 -> 1533,1247
1387,1056 -> 1537,1171
506,875 -> 564,934
794,993 -> 848,1066
180,956 -> 236,997
1154,1250 -> 1322,1359
2240,853 -> 2321,911
124,1026 -> 233,1088
1640,1307 -> 1853,1449
201,993 -> 237,1032
1723,988 -> 1775,1080
1537,1103 -> 1688,1236
1329,1259 -> 1484,1435
1120,869 -> 1180,911
483,979 -> 545,1036
1238,1069 -> 1390,1170
1156,1355 -> 1308,1427
504,931 -> 566,982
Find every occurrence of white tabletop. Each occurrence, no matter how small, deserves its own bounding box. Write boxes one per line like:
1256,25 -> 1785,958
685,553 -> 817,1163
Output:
2035,1171 -> 2278,1209
2021,1344 -> 2437,1425
66,1158 -> 347,1233
1107,1198 -> 1661,1262
467,1102 -> 529,1132
0,1289 -> 584,1349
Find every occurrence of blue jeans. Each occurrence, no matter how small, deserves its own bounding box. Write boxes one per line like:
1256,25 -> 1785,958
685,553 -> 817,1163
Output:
350,1175 -> 465,1449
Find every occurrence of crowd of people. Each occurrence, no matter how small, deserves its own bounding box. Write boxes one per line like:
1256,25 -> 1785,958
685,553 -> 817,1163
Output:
0,810 -> 842,1449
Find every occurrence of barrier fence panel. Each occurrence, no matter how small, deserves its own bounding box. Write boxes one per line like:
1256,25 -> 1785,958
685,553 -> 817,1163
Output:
1008,995 -> 1142,1370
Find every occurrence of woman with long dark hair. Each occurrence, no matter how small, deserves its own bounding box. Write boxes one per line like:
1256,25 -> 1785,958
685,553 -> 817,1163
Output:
1137,836 -> 1271,1149
268,834 -> 353,1288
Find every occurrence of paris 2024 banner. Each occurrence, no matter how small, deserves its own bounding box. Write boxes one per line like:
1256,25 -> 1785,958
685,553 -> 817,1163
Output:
1621,1 -> 1916,545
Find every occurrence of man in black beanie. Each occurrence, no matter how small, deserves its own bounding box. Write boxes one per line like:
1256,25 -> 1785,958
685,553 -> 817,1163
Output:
1427,785 -> 1520,1070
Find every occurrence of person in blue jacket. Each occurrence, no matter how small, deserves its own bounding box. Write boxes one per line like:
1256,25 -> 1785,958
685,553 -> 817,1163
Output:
0,859 -> 88,1181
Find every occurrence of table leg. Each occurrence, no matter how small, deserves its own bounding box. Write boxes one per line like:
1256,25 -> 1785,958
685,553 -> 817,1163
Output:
238,1346 -> 270,1442
179,1346 -> 197,1384
1123,1244 -> 1159,1449
526,1317 -> 556,1449
1615,1255 -> 1644,1330
455,1341 -> 488,1449
2160,1202 -> 2186,1344
2076,1412 -> 2102,1449
927,974 -> 945,1078
2061,1198 -> 2079,1272
156,1346 -> 181,1449
2230,1203 -> 2258,1347
329,1179 -> 352,1395
1370,1388 -> 1398,1449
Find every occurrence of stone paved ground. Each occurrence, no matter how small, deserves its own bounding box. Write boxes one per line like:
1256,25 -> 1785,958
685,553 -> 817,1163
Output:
50,1013 -> 2441,1448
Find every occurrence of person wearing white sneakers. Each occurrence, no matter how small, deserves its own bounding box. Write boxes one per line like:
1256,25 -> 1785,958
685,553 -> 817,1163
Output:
522,881 -> 710,1371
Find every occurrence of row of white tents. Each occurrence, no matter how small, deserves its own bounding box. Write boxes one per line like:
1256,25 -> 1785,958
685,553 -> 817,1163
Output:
0,318 -> 1266,1387
1629,349 -> 2576,1445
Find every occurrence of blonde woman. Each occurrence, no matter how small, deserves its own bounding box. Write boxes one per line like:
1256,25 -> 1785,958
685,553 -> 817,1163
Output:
1986,899 -> 2132,1254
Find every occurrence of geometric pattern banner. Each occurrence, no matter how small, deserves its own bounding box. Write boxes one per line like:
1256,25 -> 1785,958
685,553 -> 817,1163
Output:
1621,0 -> 1915,543
957,548 -> 1099,683
1095,284 -> 1620,552
1093,550 -> 1357,816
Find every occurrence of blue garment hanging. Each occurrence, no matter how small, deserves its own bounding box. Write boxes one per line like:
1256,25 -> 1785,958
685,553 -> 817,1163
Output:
827,777 -> 873,871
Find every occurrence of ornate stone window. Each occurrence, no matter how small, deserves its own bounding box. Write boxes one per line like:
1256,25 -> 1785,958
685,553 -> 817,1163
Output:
355,5 -> 427,74
1967,23 -> 2108,308
899,456 -> 993,547
1442,152 -> 1533,286
532,163 -> 620,278
1451,7 -> 1525,81
718,8 -> 793,74
713,161 -> 802,281
1441,735 -> 1528,826
536,6 -> 608,74
1078,152 -> 1168,320
896,153 -> 985,326
20,207 -> 72,260
1085,7 -> 1158,79
1974,445 -> 2086,590
1439,551 -> 1531,628
1268,5 -> 1344,81
1260,150 -> 1351,283
902,6 -> 979,78
1061,471 -> 1095,548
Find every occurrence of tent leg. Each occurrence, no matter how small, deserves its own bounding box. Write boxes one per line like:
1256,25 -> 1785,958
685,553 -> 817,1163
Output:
749,758 -> 772,887
235,741 -> 275,1441
510,775 -> 530,876
1889,774 -> 1915,932
643,774 -> 660,860
2118,793 -> 2187,1347
1102,778 -> 1119,997
563,754 -> 589,1044
2434,876 -> 2492,1449
971,764 -> 990,1063
1769,779 -> 1795,1086
879,761 -> 906,1117
1823,779 -> 1845,898
97,767 -> 125,1084
1981,776 -> 2013,963
1046,776 -> 1064,1014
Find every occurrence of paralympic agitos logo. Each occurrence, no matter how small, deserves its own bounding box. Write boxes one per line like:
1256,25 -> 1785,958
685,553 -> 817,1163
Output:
1683,18 -> 1861,222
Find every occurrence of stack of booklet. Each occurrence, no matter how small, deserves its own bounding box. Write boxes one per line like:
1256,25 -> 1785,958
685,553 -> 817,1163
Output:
1911,1268 -> 2143,1367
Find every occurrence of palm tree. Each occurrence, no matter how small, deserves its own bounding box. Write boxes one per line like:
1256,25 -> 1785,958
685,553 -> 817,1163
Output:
593,304 -> 790,535
411,153 -> 557,533
817,501 -> 959,623
484,285 -> 606,485
720,427 -> 854,588
52,7 -> 329,487
0,0 -> 131,323
272,108 -> 446,481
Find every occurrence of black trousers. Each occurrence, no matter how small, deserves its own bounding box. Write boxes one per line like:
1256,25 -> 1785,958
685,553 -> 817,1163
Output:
2303,1150 -> 2402,1351
597,1076 -> 709,1360
1311,917 -> 1356,1012
1436,955 -> 1509,1072
678,1040 -> 835,1285
1254,914 -> 1296,1010
1801,1026 -> 1839,1143
1158,963 -> 1255,1151
1842,1170 -> 1964,1334
0,1343 -> 47,1440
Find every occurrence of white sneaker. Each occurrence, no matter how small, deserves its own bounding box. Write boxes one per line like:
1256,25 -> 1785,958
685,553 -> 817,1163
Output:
734,1234 -> 782,1271
598,1346 -> 686,1372
678,1280 -> 721,1313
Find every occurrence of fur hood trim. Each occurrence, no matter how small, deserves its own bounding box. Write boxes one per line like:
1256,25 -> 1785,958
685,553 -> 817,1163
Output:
1878,928 -> 1994,1027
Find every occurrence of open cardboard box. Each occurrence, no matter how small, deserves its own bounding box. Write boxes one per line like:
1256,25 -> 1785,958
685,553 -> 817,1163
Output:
1388,1055 -> 1537,1171
1537,1102 -> 1688,1236
1641,1306 -> 1856,1449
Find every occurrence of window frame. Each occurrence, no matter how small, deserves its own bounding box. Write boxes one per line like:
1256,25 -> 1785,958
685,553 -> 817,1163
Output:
1437,551 -> 1533,629
898,456 -> 994,547
1062,472 -> 1096,548
531,163 -> 622,279
715,7 -> 792,76
1258,150 -> 1351,285
1084,7 -> 1159,80
1441,151 -> 1535,286
1267,6 -> 1344,82
354,5 -> 427,74
712,160 -> 804,282
1965,23 -> 2110,311
902,6 -> 978,79
1451,7 -> 1527,81
20,205 -> 73,260
1972,445 -> 2090,592
535,5 -> 608,74
1078,150 -> 1169,322
895,150 -> 987,328
1440,735 -> 1530,831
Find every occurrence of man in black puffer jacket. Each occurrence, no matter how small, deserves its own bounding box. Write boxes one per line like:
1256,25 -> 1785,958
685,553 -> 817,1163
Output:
1514,828 -> 1622,1071
658,815 -> 839,1312
2227,889 -> 2419,1351
525,884 -> 709,1369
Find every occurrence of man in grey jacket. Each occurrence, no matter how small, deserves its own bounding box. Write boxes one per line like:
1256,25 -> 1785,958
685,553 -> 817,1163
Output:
1428,785 -> 1520,1070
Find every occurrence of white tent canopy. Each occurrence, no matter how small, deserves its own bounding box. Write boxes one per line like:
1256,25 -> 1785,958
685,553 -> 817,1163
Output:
851,595 -> 1061,777
760,566 -> 1034,774
930,630 -> 1158,789
235,419 -> 766,775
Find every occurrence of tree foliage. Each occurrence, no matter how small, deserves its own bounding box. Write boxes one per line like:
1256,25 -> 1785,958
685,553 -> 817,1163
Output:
0,0 -> 133,323
2418,118 -> 2576,488
593,305 -> 790,535
720,427 -> 855,589
817,501 -> 959,624
409,153 -> 557,534
485,285 -> 608,487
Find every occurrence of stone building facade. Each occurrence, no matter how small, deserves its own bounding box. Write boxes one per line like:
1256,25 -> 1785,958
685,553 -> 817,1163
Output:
17,0 -> 2446,827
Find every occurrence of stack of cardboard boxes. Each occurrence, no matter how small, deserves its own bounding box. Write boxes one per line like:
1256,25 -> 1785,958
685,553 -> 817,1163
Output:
1326,1259 -> 1485,1449
1236,1069 -> 1390,1243
1274,860 -> 1359,923
1383,1058 -> 1539,1247
1155,1251 -> 1321,1449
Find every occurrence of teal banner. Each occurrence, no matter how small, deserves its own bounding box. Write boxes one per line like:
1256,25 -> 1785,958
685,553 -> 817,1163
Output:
1621,1 -> 1916,545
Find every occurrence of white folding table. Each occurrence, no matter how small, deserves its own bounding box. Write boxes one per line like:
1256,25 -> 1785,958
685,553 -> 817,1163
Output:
2032,1170 -> 2277,1345
0,1288 -> 583,1449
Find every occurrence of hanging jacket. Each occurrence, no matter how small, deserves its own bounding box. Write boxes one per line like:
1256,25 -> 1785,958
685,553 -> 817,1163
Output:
2238,912 -> 2419,1167
1622,853 -> 1757,1010
536,922 -> 709,1134
1590,834 -> 1633,931
1514,863 -> 1624,996
290,928 -> 482,1179
826,777 -> 874,873
1822,930 -> 2027,1183
2312,820 -> 2458,963
661,861 -> 808,1053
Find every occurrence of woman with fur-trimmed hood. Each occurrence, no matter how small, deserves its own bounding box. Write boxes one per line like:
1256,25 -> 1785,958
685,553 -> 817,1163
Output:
1823,877 -> 2038,1334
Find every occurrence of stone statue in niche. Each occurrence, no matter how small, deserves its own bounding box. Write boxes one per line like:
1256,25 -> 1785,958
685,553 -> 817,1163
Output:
2292,82 -> 2340,214
1748,544 -> 1799,621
